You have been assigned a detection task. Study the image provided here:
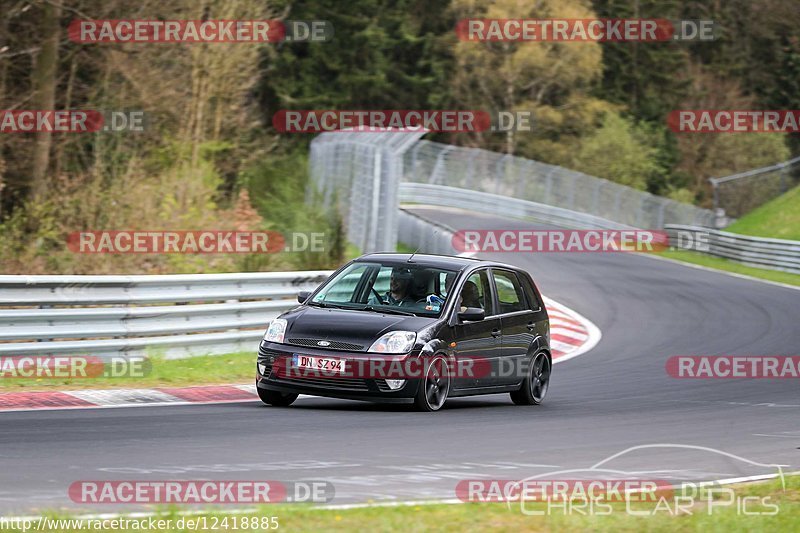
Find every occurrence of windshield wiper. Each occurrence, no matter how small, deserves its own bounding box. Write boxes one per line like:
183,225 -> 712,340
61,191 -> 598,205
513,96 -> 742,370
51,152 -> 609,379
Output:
360,305 -> 416,316
307,301 -> 351,310
310,301 -> 416,316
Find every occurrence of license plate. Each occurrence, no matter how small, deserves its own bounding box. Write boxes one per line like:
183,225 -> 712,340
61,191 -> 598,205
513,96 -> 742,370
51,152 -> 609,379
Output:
292,354 -> 344,374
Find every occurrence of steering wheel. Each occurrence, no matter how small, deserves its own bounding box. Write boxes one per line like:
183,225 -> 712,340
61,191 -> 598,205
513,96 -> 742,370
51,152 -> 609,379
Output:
415,297 -> 428,304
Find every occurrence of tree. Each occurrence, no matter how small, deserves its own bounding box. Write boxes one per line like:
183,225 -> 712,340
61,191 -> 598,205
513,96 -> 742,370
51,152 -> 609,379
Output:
570,112 -> 662,189
30,0 -> 62,199
450,0 -> 606,156
254,0 -> 455,131
592,0 -> 690,123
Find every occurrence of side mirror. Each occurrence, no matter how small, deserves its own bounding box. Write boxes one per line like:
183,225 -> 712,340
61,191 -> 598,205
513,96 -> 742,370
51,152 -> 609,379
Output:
458,307 -> 485,322
297,290 -> 311,304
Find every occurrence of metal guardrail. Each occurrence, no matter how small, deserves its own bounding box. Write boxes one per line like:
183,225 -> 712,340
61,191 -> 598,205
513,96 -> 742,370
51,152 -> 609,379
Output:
397,208 -> 458,256
0,272 -> 332,359
309,131 -> 716,253
665,225 -> 800,275
403,140 -> 717,228
400,183 -> 635,231
397,191 -> 800,276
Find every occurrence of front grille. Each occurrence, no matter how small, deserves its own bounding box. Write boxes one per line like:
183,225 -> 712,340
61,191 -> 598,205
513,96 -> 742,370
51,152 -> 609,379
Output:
258,350 -> 280,378
287,338 -> 365,351
375,379 -> 391,391
271,375 -> 370,391
259,362 -> 273,378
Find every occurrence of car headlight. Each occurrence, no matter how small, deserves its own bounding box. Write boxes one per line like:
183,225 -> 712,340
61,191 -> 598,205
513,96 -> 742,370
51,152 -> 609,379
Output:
263,319 -> 287,344
368,331 -> 416,354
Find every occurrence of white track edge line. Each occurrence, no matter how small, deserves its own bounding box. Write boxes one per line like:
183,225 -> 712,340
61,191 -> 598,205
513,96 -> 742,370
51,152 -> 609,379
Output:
3,472 -> 798,520
642,253 -> 800,292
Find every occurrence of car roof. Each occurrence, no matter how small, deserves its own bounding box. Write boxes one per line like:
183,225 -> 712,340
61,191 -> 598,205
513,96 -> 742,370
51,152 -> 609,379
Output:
356,252 -> 519,273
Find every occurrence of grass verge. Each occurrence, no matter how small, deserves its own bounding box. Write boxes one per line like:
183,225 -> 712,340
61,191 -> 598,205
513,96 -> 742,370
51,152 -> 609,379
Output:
1,477 -> 797,532
657,249 -> 800,288
725,184 -> 800,241
0,353 -> 255,391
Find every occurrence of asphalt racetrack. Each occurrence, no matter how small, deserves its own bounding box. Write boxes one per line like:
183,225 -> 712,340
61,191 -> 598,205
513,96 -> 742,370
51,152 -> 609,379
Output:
1,207 -> 799,514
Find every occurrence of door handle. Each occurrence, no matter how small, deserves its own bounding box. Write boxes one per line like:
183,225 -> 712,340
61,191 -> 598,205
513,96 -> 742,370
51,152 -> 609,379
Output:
526,322 -> 536,331
491,328 -> 501,338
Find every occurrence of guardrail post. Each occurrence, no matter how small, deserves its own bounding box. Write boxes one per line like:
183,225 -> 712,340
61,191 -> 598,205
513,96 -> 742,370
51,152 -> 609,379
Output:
656,202 -> 667,228
779,162 -> 788,194
38,304 -> 52,343
567,171 -> 576,211
465,150 -> 477,189
494,154 -> 509,194
544,167 -> 555,205
410,141 -> 422,181
709,177 -> 719,212
612,188 -> 623,220
591,181 -> 603,216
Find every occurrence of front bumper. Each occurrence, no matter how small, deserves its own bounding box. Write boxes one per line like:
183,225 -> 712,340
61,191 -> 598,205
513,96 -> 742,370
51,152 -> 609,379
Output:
256,340 -> 421,403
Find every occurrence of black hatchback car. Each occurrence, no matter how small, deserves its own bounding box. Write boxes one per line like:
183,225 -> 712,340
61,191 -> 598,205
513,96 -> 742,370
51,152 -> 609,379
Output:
256,253 -> 551,411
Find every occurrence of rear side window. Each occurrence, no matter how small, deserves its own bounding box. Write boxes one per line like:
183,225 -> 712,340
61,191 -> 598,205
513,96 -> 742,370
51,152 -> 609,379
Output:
492,270 -> 528,314
519,273 -> 542,311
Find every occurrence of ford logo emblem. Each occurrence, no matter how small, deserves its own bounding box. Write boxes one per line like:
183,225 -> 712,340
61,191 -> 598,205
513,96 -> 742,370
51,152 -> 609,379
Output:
317,341 -> 331,346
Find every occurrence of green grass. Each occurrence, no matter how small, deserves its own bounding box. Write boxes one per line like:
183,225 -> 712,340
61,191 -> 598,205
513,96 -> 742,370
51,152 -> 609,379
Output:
659,184 -> 800,287
1,477 -> 797,532
725,184 -> 800,241
658,249 -> 800,287
0,352 -> 255,391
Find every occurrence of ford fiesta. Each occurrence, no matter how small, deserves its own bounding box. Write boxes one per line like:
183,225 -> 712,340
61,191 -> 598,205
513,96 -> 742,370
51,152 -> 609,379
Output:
256,253 -> 551,411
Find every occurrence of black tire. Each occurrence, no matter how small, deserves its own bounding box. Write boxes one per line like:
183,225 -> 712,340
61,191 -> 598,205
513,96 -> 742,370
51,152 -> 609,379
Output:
413,354 -> 451,412
257,386 -> 298,407
510,352 -> 551,406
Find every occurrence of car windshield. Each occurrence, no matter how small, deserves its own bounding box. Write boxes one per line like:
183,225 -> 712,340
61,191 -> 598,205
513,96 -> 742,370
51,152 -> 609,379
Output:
310,261 -> 457,317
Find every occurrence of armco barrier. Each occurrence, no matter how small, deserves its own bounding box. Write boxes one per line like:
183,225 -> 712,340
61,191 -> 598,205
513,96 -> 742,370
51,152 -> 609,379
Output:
0,272 -> 332,359
665,225 -> 800,275
398,201 -> 800,275
397,208 -> 458,256
399,183 -> 635,230
310,131 -> 715,254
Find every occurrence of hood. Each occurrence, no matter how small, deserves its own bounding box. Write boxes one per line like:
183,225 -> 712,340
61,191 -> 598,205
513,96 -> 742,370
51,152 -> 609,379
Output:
279,306 -> 438,351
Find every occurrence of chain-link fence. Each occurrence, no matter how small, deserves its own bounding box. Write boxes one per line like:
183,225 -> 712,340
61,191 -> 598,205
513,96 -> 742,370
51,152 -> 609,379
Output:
309,130 -> 425,253
403,140 -> 716,229
309,133 -> 717,253
710,155 -> 800,218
